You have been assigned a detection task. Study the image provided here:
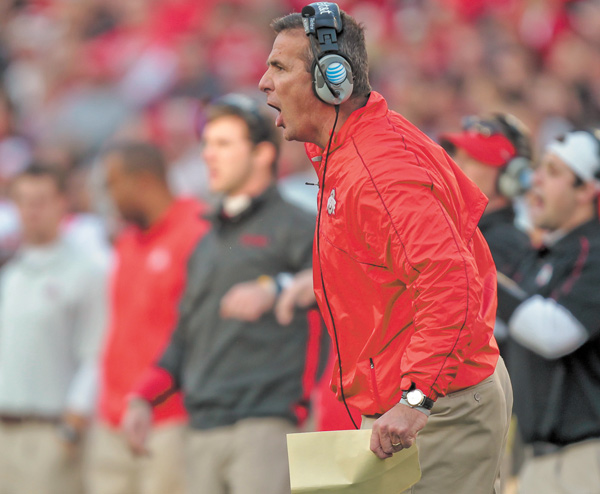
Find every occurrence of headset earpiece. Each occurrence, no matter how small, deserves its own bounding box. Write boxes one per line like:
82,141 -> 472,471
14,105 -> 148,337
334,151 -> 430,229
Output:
302,2 -> 354,106
491,113 -> 533,199
498,156 -> 532,199
312,53 -> 353,105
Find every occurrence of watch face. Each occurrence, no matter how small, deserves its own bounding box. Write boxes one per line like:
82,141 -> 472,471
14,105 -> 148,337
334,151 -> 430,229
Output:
407,389 -> 425,407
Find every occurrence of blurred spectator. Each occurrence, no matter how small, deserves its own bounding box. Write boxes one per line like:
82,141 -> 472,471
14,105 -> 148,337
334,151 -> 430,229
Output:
87,141 -> 208,494
440,113 -> 532,280
0,88 -> 31,264
0,164 -> 107,494
0,0 -> 598,195
496,129 -> 600,493
122,94 -> 315,494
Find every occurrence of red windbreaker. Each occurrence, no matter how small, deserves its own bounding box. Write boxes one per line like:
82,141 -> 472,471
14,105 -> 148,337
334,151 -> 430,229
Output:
98,198 -> 208,427
306,92 -> 499,416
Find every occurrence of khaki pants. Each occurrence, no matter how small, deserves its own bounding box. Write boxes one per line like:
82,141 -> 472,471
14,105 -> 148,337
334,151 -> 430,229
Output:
0,420 -> 83,494
362,358 -> 513,494
517,439 -> 600,494
86,422 -> 186,494
185,417 -> 296,494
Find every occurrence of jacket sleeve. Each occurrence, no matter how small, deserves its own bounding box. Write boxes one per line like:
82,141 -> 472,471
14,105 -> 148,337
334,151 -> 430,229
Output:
155,264 -> 198,388
284,207 -> 315,272
507,241 -> 600,359
66,260 -> 109,414
371,181 -> 487,399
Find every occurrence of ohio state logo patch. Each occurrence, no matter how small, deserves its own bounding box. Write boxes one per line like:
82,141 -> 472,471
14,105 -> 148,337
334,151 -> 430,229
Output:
327,188 -> 336,215
535,263 -> 553,287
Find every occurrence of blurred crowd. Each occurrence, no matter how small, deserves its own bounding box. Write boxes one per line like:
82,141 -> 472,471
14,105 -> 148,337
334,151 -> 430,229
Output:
0,0 -> 598,236
0,0 -> 599,493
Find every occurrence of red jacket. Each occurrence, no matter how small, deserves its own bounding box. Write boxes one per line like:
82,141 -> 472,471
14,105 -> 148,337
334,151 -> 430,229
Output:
98,198 -> 209,427
306,92 -> 499,416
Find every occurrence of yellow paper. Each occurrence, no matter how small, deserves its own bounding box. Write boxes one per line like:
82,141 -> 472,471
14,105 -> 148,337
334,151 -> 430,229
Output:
287,430 -> 421,494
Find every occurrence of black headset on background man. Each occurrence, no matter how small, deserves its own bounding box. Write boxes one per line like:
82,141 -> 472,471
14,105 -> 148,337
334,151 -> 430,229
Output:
301,2 -> 354,105
462,113 -> 533,199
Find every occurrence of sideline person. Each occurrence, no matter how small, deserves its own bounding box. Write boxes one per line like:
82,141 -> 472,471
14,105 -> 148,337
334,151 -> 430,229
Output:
259,4 -> 512,493
122,95 -> 316,494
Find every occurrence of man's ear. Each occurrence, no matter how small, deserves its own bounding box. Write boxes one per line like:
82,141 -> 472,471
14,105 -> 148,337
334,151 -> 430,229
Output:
577,180 -> 599,205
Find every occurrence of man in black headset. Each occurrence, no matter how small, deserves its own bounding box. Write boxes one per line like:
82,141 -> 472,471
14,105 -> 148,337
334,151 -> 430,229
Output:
497,129 -> 600,493
440,113 -> 532,280
260,3 -> 512,493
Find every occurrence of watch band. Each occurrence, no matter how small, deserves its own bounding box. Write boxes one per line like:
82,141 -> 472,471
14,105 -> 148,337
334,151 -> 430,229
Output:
401,389 -> 435,410
399,398 -> 431,416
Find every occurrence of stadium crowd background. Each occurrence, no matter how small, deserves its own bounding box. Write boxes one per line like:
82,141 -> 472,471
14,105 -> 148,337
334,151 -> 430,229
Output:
0,0 -> 599,243
0,0 -> 598,492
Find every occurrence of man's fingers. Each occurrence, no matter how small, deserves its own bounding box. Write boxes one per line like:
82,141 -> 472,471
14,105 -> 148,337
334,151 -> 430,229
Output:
275,290 -> 295,325
370,428 -> 393,459
390,435 -> 405,451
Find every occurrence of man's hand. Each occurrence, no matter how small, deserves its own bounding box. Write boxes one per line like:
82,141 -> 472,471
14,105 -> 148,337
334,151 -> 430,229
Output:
57,410 -> 88,456
220,279 -> 277,321
121,397 -> 153,456
275,269 -> 315,325
370,403 -> 429,459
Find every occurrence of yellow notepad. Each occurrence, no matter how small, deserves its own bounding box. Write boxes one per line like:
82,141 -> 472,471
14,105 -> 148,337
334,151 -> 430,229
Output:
287,430 -> 421,494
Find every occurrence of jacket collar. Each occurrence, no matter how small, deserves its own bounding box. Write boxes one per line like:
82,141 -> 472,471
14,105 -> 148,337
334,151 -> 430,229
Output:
305,91 -> 387,172
540,218 -> 600,254
204,184 -> 279,226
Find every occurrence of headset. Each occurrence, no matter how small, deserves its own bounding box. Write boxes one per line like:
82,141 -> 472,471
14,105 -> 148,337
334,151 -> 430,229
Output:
462,113 -> 533,199
301,2 -> 354,105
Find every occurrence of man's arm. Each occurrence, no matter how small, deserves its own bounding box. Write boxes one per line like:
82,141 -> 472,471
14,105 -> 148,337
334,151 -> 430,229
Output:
365,178 -> 488,458
220,206 -> 315,323
122,247 -> 201,454
500,252 -> 600,359
381,183 -> 486,398
63,262 -> 108,445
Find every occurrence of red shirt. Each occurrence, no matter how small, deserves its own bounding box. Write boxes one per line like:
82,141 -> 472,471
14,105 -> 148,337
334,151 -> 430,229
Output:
98,198 -> 208,427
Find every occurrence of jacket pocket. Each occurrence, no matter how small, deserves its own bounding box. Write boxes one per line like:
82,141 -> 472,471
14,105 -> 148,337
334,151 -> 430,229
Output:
369,358 -> 384,411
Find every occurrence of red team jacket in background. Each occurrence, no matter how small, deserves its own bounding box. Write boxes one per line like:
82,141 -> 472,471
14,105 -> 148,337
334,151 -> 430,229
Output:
98,198 -> 208,427
306,92 -> 500,417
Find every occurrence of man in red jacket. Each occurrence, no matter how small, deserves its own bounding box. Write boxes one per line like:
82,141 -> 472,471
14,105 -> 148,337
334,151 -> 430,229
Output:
260,3 -> 512,493
87,141 -> 208,494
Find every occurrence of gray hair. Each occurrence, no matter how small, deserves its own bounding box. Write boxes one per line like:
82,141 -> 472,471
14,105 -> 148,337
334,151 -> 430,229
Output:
270,11 -> 371,99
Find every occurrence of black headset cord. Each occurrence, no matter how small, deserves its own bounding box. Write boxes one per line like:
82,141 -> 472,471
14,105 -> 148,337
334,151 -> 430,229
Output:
315,104 -> 359,430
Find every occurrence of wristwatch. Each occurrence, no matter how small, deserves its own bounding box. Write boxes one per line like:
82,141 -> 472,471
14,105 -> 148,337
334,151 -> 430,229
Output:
400,387 -> 434,416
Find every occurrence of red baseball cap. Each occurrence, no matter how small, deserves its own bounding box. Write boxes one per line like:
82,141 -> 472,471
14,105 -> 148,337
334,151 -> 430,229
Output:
440,130 -> 517,167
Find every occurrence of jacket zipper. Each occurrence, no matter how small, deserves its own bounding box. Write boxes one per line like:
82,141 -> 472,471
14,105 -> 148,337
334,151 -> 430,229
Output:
369,358 -> 384,410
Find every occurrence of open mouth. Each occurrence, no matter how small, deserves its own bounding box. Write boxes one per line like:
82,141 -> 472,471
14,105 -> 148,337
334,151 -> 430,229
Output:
529,190 -> 544,211
267,102 -> 284,128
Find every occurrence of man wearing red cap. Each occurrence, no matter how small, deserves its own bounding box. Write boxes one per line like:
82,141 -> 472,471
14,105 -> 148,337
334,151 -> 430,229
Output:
440,113 -> 532,281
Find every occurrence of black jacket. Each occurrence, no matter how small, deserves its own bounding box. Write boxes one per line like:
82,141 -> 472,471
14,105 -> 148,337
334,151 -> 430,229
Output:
158,186 -> 315,430
498,219 -> 600,446
478,205 -> 530,279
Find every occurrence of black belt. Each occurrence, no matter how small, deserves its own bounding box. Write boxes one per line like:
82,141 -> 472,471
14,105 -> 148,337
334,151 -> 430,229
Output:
0,415 -> 59,426
531,441 -> 562,457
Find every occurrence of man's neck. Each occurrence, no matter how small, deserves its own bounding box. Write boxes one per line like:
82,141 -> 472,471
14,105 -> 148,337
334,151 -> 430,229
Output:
484,196 -> 510,215
24,232 -> 60,248
555,208 -> 596,236
315,95 -> 369,149
144,192 -> 174,229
